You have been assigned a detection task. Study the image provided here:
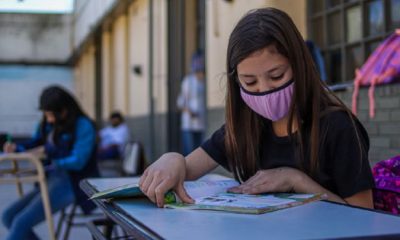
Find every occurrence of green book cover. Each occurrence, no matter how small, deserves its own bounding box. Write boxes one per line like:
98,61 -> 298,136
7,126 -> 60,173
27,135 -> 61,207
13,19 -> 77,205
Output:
90,183 -> 177,204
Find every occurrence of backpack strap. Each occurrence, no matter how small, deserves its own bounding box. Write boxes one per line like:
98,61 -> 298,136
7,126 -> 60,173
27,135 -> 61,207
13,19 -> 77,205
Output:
351,68 -> 362,115
368,76 -> 378,118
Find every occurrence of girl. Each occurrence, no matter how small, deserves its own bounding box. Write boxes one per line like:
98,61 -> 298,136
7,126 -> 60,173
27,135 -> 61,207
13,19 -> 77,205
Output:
139,8 -> 375,209
2,86 -> 98,240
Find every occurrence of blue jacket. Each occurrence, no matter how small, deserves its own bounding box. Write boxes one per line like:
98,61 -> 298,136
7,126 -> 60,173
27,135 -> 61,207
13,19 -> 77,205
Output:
18,116 -> 99,213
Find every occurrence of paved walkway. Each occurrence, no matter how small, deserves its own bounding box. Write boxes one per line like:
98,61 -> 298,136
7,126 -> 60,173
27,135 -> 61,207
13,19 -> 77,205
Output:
0,161 -> 93,239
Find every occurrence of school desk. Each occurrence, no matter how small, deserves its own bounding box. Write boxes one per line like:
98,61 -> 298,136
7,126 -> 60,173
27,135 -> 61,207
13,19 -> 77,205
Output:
81,177 -> 400,240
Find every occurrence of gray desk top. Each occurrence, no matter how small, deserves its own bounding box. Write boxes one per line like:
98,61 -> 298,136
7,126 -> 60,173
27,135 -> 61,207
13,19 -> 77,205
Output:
83,177 -> 400,240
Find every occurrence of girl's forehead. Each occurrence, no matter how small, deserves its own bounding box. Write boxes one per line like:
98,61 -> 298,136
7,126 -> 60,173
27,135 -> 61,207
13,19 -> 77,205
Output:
237,47 -> 288,73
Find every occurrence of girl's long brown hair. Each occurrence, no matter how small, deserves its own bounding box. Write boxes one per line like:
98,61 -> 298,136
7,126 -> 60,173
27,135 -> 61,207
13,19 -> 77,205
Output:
225,8 -> 361,182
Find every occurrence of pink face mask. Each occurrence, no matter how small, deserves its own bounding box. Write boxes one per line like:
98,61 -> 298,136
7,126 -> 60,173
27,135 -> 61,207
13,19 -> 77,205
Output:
240,80 -> 294,121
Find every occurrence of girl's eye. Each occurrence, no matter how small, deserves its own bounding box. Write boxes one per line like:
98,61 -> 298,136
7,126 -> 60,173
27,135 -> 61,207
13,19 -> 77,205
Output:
271,73 -> 284,81
244,81 -> 256,86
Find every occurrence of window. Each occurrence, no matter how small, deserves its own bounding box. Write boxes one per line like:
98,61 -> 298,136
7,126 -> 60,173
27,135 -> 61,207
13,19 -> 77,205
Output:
307,0 -> 400,85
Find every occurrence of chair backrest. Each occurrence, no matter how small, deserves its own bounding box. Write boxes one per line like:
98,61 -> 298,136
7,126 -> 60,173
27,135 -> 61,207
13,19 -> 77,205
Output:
122,141 -> 146,176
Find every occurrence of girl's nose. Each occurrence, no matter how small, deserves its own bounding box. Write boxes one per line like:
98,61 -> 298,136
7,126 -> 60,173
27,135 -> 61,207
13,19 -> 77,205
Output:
257,78 -> 272,92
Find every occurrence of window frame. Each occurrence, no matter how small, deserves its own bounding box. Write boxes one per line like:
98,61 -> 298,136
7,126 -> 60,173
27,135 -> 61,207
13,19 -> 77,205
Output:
307,0 -> 399,85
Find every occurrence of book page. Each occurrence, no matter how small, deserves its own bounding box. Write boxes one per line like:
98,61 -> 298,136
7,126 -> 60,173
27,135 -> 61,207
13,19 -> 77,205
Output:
194,193 -> 296,209
184,180 -> 239,199
90,183 -> 141,199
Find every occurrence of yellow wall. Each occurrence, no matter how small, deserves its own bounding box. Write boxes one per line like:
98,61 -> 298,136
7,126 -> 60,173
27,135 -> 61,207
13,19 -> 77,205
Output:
129,0 -> 149,117
74,45 -> 95,118
111,14 -> 129,114
152,0 -> 168,114
270,0 -> 307,37
185,0 -> 198,74
128,0 -> 168,116
101,30 -> 112,119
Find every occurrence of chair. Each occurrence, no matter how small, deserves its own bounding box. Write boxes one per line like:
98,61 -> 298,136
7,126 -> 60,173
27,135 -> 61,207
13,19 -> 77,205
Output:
54,148 -> 101,240
0,153 -> 56,240
121,141 -> 146,176
55,201 -> 104,240
98,141 -> 146,177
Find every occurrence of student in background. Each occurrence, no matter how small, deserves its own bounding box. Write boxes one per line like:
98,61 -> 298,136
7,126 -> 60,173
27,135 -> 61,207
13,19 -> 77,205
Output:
177,51 -> 207,156
97,111 -> 131,160
2,85 -> 98,240
139,8 -> 375,209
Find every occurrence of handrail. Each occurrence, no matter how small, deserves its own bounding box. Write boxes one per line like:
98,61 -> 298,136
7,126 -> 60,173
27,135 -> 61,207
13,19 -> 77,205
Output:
0,153 -> 55,240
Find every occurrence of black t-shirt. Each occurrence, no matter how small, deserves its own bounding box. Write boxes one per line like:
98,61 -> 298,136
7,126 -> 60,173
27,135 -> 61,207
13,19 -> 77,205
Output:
201,111 -> 375,198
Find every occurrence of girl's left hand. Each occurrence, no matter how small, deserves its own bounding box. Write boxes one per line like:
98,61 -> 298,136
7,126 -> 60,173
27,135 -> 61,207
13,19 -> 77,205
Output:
228,167 -> 305,194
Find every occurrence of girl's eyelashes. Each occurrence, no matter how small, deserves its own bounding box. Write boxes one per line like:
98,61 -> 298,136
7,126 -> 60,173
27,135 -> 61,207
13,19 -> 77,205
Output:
270,73 -> 284,81
244,81 -> 256,86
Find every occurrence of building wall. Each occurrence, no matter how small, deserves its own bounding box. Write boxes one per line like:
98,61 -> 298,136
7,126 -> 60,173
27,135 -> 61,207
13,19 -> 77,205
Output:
184,0 -> 198,74
335,84 -> 400,165
73,0 -> 117,49
73,0 -> 169,159
127,0 -> 169,159
152,0 -> 168,115
101,30 -> 113,119
74,45 -> 96,119
129,0 -> 149,117
111,14 -> 130,114
0,12 -> 73,136
0,66 -> 72,136
0,13 -> 72,63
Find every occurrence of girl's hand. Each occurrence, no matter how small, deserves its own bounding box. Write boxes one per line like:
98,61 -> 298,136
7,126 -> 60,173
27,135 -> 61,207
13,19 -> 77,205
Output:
139,152 -> 194,207
3,142 -> 17,153
228,167 -> 305,194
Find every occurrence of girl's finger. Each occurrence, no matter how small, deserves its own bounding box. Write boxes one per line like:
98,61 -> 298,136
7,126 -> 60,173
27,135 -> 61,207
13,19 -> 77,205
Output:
139,171 -> 154,194
175,183 -> 194,204
138,170 -> 149,188
146,176 -> 163,203
154,179 -> 172,207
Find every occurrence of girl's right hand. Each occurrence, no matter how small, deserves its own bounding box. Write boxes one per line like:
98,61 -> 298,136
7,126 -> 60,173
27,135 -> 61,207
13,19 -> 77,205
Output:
3,142 -> 16,153
139,152 -> 194,207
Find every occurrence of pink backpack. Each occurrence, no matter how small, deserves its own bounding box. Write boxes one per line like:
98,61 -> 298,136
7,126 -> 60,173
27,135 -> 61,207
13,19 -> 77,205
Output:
372,155 -> 400,214
352,29 -> 400,118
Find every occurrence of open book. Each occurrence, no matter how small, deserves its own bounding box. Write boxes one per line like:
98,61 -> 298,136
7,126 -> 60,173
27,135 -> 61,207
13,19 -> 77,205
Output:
90,179 -> 326,214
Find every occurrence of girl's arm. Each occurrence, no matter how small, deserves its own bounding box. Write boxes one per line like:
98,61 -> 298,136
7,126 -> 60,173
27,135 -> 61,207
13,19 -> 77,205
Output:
294,169 -> 373,208
54,118 -> 96,171
14,124 -> 44,152
139,147 -> 219,207
185,147 -> 219,180
344,190 -> 373,208
229,167 -> 373,208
